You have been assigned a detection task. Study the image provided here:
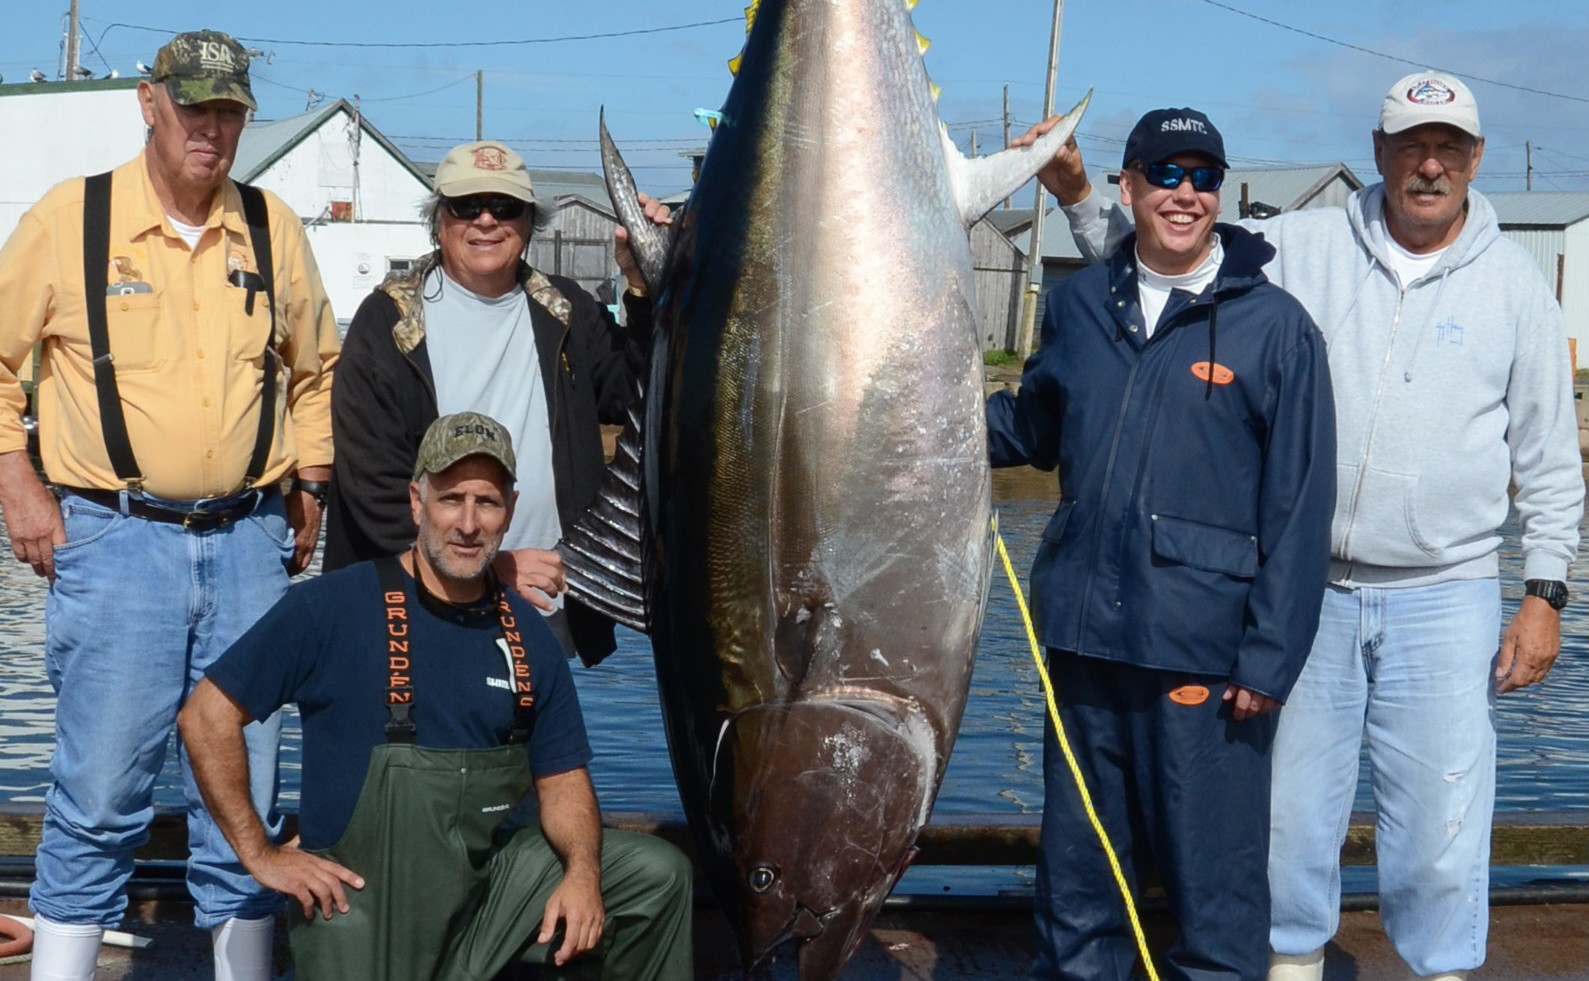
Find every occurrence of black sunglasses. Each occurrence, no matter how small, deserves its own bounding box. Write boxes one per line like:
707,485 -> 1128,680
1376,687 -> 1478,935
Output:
444,195 -> 529,222
1138,162 -> 1225,192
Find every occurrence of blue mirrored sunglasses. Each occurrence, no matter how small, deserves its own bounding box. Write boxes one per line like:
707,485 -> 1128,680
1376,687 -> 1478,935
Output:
1139,162 -> 1225,192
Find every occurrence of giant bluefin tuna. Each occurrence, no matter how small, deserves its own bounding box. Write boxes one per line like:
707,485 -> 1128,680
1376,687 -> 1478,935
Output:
565,0 -> 1087,975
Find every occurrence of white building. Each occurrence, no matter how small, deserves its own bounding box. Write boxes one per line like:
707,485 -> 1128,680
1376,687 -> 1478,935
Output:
1487,192 -> 1589,364
233,100 -> 434,327
0,78 -> 145,241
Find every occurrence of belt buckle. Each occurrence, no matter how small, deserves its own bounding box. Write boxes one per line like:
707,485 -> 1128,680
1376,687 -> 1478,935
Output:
183,510 -> 225,532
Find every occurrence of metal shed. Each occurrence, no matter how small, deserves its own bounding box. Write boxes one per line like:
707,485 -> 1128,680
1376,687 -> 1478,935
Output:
1486,191 -> 1589,363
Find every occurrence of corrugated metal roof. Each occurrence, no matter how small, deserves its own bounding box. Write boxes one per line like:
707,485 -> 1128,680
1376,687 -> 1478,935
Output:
1486,191 -> 1589,227
234,100 -> 431,189
985,208 -> 1037,235
232,102 -> 344,180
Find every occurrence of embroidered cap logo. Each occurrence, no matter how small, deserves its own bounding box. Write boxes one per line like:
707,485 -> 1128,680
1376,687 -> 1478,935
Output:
1405,79 -> 1457,106
472,146 -> 509,172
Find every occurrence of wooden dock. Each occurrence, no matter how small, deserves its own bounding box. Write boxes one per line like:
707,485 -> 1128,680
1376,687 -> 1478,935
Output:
3,806 -> 1585,979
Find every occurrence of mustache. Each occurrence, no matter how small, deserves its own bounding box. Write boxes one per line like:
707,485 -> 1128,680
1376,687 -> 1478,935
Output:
1406,175 -> 1451,195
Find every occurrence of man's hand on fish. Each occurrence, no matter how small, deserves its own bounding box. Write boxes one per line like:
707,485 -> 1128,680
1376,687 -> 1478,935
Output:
614,192 -> 672,293
1013,115 -> 1091,207
493,547 -> 567,612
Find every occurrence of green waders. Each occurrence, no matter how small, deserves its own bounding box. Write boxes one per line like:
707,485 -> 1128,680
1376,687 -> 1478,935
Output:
288,560 -> 693,981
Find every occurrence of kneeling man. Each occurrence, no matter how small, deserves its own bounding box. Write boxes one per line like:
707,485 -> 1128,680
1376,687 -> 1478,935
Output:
181,412 -> 692,980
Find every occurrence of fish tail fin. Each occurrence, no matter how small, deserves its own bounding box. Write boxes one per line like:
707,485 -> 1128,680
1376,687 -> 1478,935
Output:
943,89 -> 1092,228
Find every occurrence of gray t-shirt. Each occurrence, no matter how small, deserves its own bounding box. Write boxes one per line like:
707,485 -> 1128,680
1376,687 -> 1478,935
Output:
422,267 -> 563,567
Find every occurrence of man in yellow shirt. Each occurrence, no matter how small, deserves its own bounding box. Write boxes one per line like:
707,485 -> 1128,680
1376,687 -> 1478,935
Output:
0,29 -> 339,981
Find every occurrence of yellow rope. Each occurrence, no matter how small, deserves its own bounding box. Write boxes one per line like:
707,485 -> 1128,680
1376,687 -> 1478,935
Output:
995,528 -> 1161,981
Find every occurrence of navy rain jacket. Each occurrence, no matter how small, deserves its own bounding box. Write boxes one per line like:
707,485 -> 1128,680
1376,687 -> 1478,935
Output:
987,224 -> 1336,701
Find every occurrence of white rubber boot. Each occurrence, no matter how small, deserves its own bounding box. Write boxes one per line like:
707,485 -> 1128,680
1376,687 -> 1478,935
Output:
1268,948 -> 1325,981
211,915 -> 274,981
29,915 -> 103,981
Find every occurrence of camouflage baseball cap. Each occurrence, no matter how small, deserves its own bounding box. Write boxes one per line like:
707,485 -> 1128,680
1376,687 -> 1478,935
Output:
151,30 -> 257,110
413,412 -> 518,483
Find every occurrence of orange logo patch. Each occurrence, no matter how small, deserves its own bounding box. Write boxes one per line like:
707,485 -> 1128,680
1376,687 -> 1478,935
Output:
1168,685 -> 1210,706
1190,361 -> 1234,385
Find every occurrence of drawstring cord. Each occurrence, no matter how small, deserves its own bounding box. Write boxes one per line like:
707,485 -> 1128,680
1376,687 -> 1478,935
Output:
995,522 -> 1163,981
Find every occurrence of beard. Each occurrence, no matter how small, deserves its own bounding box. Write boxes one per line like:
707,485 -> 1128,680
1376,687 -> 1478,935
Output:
416,522 -> 500,588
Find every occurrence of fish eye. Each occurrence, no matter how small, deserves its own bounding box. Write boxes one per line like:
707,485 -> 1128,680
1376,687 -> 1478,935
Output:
749,866 -> 778,893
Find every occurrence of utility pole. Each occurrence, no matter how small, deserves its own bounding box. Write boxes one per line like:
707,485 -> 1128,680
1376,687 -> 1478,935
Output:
970,129 -> 978,157
1002,83 -> 1013,208
476,71 -> 484,141
1015,0 -> 1064,357
1526,140 -> 1533,191
65,0 -> 82,80
352,95 -> 363,220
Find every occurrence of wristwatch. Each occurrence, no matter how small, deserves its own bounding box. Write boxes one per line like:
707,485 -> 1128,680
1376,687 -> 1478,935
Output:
1523,579 -> 1569,611
292,477 -> 330,506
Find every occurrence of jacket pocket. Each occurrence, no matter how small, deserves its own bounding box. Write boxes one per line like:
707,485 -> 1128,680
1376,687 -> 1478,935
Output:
1149,513 -> 1258,578
1039,499 -> 1078,545
1339,465 -> 1441,565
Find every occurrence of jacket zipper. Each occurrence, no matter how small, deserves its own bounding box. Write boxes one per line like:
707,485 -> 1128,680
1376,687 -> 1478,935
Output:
1338,282 -> 1405,561
1078,351 -> 1143,641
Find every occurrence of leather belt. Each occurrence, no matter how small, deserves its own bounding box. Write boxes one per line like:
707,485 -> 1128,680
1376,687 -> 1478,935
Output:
62,486 -> 271,531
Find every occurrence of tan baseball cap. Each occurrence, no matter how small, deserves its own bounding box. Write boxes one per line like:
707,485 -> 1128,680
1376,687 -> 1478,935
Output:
151,30 -> 256,110
1379,72 -> 1481,138
433,141 -> 536,203
413,412 -> 517,482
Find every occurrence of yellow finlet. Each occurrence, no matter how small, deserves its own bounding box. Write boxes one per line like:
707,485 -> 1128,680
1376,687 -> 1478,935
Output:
729,0 -> 761,76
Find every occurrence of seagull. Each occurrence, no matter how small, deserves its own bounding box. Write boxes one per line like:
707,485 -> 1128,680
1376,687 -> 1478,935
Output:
29,68 -> 46,83
135,60 -> 152,75
72,66 -> 93,78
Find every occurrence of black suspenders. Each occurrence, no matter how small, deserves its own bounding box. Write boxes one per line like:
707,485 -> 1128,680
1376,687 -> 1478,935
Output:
376,556 -> 536,746
81,172 -> 279,490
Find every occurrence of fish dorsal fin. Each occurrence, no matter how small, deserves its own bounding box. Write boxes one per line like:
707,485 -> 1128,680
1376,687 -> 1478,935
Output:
942,89 -> 1092,228
599,109 -> 672,295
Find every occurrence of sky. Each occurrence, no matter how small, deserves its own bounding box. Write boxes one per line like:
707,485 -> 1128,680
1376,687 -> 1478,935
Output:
4,0 -> 1587,198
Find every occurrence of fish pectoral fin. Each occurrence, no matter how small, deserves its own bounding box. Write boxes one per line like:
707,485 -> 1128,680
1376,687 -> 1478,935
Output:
600,110 -> 673,294
942,89 -> 1092,228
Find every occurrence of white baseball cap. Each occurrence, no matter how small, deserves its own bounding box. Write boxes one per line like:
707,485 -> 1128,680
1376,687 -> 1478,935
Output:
1379,72 -> 1481,138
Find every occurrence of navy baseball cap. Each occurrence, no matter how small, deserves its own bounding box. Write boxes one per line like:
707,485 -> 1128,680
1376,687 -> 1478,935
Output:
1121,108 -> 1228,169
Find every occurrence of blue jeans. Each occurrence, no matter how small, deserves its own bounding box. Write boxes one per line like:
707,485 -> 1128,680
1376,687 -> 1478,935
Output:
1268,580 -> 1498,976
31,491 -> 292,928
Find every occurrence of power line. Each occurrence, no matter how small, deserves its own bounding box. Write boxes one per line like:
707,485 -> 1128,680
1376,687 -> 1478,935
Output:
1193,0 -> 1589,106
93,17 -> 741,52
362,75 -> 475,104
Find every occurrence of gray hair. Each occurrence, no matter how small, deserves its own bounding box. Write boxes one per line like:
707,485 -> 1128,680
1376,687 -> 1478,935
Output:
421,191 -> 553,251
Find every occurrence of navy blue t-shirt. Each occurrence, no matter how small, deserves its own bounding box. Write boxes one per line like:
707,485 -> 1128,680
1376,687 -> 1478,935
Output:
206,561 -> 592,850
